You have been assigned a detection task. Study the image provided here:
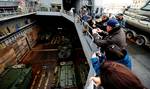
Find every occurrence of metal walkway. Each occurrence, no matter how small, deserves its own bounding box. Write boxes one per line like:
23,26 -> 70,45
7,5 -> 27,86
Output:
127,41 -> 150,88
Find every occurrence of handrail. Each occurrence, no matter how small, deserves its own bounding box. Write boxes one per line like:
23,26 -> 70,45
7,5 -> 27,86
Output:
83,21 -> 95,46
0,12 -> 36,22
76,15 -> 98,89
77,15 -> 94,38
82,20 -> 103,48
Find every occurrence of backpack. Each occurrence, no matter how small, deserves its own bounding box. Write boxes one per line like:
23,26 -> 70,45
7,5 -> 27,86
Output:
105,44 -> 125,61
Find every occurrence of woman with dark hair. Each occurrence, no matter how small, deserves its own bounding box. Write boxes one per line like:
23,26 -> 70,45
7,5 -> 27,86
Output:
90,61 -> 146,89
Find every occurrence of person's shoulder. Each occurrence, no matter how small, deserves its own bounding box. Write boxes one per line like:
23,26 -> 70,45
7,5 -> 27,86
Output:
120,28 -> 125,32
116,28 -> 124,34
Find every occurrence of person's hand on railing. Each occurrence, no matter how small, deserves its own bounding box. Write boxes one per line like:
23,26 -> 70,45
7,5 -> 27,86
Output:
96,28 -> 103,33
89,77 -> 101,87
92,28 -> 102,34
92,52 -> 97,58
92,29 -> 98,34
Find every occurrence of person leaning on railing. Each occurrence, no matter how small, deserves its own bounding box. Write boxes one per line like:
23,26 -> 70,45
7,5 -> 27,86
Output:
92,19 -> 132,69
90,61 -> 147,89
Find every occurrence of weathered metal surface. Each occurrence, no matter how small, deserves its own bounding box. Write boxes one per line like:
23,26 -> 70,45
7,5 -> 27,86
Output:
23,51 -> 58,89
0,65 -> 32,89
50,61 -> 79,89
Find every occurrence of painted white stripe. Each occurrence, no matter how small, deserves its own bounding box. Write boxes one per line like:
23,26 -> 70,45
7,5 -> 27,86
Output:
44,71 -> 51,89
30,70 -> 41,89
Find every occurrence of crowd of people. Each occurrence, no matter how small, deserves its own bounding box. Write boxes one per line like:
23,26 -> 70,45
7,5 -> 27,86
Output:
78,6 -> 146,89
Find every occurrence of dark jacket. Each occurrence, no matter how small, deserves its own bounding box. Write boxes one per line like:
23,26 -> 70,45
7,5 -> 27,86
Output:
93,27 -> 127,50
81,14 -> 91,22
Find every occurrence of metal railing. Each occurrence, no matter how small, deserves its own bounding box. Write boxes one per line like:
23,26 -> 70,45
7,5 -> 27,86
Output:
0,1 -> 38,18
75,15 -> 101,89
0,12 -> 20,18
78,16 -> 100,51
83,22 -> 95,45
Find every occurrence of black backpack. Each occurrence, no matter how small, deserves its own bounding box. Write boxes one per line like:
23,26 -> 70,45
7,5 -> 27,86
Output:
105,44 -> 126,61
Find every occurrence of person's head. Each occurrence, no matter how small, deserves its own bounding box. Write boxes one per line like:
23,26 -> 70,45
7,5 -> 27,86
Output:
117,13 -> 124,19
95,15 -> 101,22
101,14 -> 109,21
106,19 -> 120,32
95,15 -> 100,19
109,13 -> 112,17
91,61 -> 146,89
